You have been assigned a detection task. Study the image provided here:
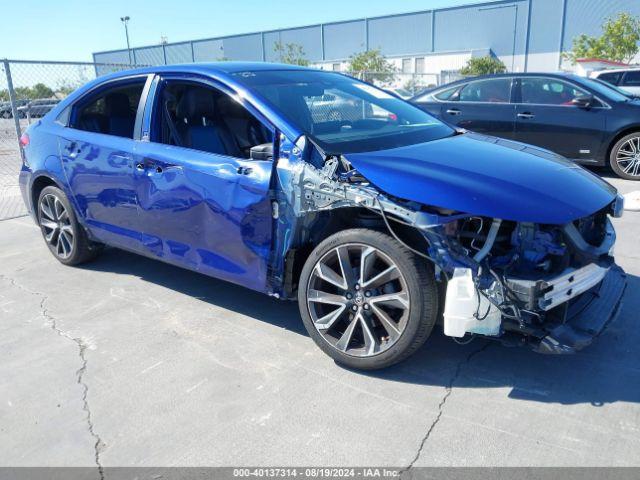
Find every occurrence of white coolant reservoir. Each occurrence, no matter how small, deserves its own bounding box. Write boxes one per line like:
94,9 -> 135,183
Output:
443,268 -> 502,338
624,191 -> 640,212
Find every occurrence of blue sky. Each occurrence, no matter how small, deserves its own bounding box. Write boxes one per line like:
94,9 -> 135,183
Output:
2,0 -> 489,61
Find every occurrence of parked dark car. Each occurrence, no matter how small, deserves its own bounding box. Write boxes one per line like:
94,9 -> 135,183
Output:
17,98 -> 60,118
0,99 -> 29,119
412,73 -> 640,180
19,64 -> 626,369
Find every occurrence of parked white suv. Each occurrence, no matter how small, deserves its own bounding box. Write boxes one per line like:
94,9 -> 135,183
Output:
591,68 -> 640,96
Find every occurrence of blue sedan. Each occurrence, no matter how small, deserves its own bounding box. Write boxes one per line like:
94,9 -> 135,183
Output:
412,73 -> 640,180
18,63 -> 626,369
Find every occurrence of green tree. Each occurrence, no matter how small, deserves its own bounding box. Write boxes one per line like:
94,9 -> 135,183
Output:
347,49 -> 396,85
30,83 -> 55,99
273,41 -> 309,66
460,56 -> 507,76
564,13 -> 640,64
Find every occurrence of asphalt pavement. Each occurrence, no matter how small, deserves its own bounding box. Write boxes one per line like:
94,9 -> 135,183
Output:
1,173 -> 639,471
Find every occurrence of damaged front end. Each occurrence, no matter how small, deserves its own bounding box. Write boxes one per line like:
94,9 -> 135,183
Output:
269,134 -> 626,354
440,209 -> 626,354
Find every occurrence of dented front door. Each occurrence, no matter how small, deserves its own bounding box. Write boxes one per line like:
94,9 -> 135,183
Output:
132,141 -> 273,292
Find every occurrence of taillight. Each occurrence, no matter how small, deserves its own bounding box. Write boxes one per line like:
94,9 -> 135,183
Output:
19,133 -> 29,147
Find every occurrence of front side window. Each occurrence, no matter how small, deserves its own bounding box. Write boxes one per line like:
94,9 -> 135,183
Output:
72,81 -> 145,139
433,86 -> 460,101
232,70 -> 454,154
519,78 -> 589,106
459,78 -> 512,103
152,81 -> 272,159
622,71 -> 640,86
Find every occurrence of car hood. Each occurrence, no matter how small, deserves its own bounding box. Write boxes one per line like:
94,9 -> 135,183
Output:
345,133 -> 617,224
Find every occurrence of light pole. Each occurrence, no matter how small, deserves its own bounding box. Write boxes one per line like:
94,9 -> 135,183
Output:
120,16 -> 132,64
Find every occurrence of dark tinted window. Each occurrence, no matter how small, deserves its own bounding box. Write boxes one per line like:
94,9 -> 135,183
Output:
152,81 -> 272,159
459,78 -> 511,103
72,81 -> 145,139
622,71 -> 640,86
520,78 -> 588,105
598,71 -> 623,85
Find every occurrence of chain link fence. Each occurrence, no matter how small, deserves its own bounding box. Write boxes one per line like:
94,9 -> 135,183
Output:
0,61 -> 463,221
0,60 -> 142,220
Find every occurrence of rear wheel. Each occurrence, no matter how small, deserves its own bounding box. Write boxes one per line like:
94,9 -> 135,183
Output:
298,229 -> 438,370
610,133 -> 640,180
37,186 -> 101,265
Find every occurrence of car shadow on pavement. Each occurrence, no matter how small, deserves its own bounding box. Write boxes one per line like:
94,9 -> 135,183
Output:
83,247 -> 306,336
83,248 -> 640,406
367,273 -> 640,406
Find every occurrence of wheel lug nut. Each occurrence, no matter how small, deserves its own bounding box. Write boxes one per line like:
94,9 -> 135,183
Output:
346,293 -> 353,300
363,304 -> 370,310
354,284 -> 360,291
352,305 -> 358,311
365,291 -> 371,297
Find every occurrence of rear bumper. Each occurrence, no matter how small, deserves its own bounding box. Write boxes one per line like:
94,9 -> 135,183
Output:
534,265 -> 627,354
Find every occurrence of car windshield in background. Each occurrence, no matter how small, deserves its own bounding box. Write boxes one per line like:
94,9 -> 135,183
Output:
233,70 -> 454,153
574,76 -> 630,102
591,77 -> 638,99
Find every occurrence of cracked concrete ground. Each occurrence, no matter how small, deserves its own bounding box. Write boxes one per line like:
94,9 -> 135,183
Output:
1,174 -> 639,470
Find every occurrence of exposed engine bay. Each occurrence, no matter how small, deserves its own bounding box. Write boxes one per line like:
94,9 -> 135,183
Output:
274,135 -> 626,354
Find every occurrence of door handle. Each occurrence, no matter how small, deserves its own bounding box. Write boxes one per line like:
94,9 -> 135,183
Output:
139,162 -> 182,174
237,166 -> 253,175
517,112 -> 535,119
446,109 -> 462,116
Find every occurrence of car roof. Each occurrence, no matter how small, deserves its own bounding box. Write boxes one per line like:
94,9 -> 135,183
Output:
97,61 -> 314,81
592,67 -> 640,74
414,72 -> 591,95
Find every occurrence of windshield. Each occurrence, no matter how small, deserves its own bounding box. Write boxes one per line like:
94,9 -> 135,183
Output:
591,77 -> 638,99
233,70 -> 454,153
573,76 -> 630,102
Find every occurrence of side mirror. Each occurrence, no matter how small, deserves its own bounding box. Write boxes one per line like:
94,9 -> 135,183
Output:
249,143 -> 273,161
571,94 -> 594,109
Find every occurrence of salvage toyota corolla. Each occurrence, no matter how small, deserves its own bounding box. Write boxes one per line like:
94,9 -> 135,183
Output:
18,63 -> 626,369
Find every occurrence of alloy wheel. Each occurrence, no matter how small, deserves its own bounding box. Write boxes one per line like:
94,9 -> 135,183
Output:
39,193 -> 74,259
616,136 -> 640,178
306,243 -> 410,357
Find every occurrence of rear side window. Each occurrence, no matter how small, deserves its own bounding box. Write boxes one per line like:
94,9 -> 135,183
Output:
519,78 -> 588,106
71,81 -> 145,139
622,71 -> 640,86
459,78 -> 512,103
597,71 -> 623,85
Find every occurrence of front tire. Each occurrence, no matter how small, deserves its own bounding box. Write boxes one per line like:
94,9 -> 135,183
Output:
610,133 -> 640,180
298,229 -> 438,370
37,186 -> 101,265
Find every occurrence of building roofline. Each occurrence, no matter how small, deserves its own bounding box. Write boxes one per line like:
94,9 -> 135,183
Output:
93,0 -> 526,55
